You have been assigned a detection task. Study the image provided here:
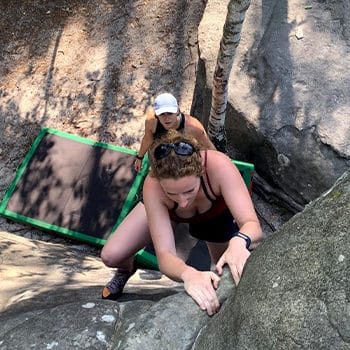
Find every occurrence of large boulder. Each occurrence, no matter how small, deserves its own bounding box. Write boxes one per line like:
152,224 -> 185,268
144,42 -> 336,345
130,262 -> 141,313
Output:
1,174 -> 348,350
108,169 -> 349,349
192,169 -> 350,349
194,0 -> 350,208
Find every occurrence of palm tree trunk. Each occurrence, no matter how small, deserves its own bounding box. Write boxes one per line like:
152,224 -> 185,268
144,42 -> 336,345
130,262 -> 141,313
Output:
208,0 -> 250,152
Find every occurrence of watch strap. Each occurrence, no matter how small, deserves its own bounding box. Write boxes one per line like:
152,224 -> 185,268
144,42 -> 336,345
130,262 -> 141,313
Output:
233,231 -> 251,249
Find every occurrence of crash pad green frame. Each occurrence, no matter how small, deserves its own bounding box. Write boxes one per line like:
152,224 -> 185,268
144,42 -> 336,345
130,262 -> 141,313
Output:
233,159 -> 255,194
0,128 -> 153,260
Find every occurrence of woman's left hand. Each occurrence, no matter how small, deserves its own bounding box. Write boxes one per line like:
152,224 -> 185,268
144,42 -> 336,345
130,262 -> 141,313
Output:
182,268 -> 221,316
216,237 -> 251,286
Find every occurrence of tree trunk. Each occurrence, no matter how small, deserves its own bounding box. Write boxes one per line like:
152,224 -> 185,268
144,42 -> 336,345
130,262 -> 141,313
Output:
208,0 -> 250,152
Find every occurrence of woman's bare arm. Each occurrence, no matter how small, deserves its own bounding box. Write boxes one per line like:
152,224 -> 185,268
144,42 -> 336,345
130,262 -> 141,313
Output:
134,117 -> 156,171
205,150 -> 262,240
143,174 -> 221,315
204,150 -> 263,285
143,175 -> 188,280
185,116 -> 216,150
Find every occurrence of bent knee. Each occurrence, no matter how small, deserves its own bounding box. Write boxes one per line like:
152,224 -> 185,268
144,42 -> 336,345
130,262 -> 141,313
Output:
101,247 -> 120,267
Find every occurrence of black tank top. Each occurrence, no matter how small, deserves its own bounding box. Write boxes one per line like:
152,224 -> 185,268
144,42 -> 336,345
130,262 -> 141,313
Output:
154,113 -> 185,139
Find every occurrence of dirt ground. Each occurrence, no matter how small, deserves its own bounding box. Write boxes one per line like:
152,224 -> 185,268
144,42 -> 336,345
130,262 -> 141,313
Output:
0,0 -> 288,252
0,0 -> 204,147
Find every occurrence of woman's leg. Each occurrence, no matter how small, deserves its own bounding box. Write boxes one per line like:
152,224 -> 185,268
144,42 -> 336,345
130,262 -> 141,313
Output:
101,201 -> 151,271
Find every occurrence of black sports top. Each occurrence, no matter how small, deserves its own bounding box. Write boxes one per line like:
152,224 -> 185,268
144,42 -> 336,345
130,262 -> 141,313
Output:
154,113 -> 185,139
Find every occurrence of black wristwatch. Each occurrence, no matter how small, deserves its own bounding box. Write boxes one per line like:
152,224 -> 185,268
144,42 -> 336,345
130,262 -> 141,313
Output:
232,231 -> 251,249
135,155 -> 144,160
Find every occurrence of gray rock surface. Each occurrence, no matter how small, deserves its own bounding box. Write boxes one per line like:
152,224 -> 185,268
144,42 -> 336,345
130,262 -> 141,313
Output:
192,169 -> 350,349
0,232 -> 182,350
0,227 -> 235,350
2,169 -> 348,349
110,268 -> 235,350
195,0 -> 350,207
1,300 -> 119,349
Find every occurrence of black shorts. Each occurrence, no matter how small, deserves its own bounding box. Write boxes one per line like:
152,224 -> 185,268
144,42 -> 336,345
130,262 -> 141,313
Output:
188,209 -> 239,243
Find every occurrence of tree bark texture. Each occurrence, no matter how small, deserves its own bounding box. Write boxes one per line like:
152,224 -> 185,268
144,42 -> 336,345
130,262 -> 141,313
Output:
208,0 -> 250,152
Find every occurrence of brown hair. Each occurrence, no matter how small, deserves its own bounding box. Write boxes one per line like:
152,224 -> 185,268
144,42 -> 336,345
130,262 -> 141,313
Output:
149,130 -> 203,179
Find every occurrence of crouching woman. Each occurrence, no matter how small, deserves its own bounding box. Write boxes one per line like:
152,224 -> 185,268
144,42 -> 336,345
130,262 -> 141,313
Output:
143,130 -> 263,315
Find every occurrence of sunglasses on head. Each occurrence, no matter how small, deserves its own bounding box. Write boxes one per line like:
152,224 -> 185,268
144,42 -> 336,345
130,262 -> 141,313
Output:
154,141 -> 196,160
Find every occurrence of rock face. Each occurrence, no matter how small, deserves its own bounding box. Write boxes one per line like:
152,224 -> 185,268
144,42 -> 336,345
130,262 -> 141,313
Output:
0,231 -> 182,350
195,0 -> 350,207
192,169 -> 350,349
110,268 -> 235,350
1,171 -> 348,349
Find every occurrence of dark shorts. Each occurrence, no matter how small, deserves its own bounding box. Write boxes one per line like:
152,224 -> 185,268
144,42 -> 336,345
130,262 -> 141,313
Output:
188,209 -> 239,243
141,195 -> 238,243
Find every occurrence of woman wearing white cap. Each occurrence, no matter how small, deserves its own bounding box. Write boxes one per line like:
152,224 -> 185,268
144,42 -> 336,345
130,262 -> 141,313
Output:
134,92 -> 215,172
101,93 -> 216,301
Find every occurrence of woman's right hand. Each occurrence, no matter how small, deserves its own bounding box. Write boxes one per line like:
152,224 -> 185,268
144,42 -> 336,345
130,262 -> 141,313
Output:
181,267 -> 221,316
134,158 -> 142,172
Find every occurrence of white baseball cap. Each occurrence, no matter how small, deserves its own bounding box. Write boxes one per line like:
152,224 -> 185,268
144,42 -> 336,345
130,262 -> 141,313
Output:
154,93 -> 178,116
